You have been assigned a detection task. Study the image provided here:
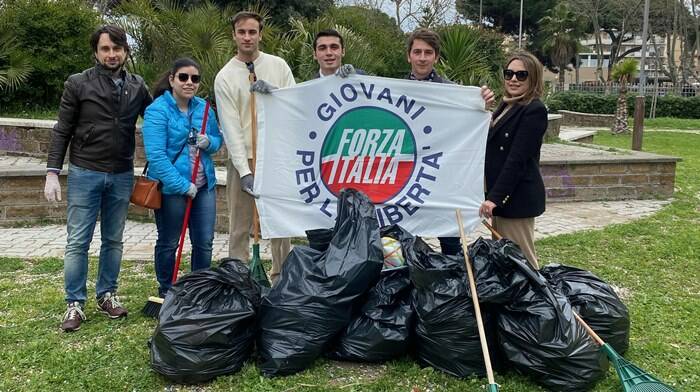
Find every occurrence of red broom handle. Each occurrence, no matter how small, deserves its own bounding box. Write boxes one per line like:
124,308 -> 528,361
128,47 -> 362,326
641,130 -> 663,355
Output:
172,101 -> 211,283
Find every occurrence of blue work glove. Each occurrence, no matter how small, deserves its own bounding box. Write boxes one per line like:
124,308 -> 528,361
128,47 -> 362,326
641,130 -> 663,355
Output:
186,183 -> 198,199
250,80 -> 278,94
335,64 -> 356,78
240,174 -> 259,198
196,134 -> 210,150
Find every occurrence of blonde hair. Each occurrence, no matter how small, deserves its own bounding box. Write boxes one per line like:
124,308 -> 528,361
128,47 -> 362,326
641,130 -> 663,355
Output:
504,51 -> 544,103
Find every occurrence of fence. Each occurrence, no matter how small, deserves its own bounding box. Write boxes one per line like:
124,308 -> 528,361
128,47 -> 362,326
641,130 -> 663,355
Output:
563,83 -> 698,97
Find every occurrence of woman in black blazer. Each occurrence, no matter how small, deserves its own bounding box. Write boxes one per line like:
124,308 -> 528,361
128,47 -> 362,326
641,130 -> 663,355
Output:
479,51 -> 547,268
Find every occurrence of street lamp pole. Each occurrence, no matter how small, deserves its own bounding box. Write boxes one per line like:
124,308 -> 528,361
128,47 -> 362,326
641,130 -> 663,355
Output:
632,0 -> 650,151
518,0 -> 524,48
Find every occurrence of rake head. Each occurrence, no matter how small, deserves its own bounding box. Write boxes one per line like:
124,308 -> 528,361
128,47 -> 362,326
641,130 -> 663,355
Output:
602,344 -> 676,392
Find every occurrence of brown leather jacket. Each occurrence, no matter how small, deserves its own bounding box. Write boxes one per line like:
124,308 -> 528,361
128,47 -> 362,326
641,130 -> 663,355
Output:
47,64 -> 152,173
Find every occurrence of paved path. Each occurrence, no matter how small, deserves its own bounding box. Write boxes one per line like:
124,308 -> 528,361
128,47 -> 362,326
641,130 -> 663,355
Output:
0,199 -> 670,260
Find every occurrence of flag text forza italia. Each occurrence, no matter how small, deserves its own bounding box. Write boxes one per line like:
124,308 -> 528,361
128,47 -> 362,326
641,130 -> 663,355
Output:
325,128 -> 406,185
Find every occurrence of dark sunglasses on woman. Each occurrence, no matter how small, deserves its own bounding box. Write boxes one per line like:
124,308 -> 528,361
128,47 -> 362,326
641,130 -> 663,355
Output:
503,69 -> 528,82
176,73 -> 201,84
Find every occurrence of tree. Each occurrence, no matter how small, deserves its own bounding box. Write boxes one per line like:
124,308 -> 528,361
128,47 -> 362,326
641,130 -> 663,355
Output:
456,0 -> 556,34
0,0 -> 100,109
537,3 -> 587,89
610,58 -> 638,134
209,0 -> 334,27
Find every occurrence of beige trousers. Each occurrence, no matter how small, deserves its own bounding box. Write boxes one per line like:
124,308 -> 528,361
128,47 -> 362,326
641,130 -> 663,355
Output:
491,216 -> 539,269
227,161 -> 291,283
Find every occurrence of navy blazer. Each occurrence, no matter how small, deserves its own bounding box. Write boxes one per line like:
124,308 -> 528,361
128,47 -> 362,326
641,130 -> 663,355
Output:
485,99 -> 548,218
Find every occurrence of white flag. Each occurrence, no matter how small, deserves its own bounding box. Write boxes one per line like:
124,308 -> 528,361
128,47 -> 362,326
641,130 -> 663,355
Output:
254,74 -> 490,239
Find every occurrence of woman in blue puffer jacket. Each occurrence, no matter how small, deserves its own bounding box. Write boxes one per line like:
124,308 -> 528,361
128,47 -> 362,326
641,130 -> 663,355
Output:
142,57 -> 222,297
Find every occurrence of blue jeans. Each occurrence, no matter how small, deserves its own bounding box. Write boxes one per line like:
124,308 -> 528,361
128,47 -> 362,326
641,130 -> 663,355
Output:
64,165 -> 134,304
154,186 -> 216,296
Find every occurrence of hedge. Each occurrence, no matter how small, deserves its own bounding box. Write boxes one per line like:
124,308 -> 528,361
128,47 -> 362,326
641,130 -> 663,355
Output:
546,91 -> 700,118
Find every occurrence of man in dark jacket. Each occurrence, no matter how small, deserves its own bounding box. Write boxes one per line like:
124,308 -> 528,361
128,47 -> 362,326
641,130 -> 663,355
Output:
404,28 -> 495,255
44,25 -> 152,332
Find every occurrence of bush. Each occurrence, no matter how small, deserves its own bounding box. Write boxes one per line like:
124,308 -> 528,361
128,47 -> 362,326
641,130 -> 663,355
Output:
0,0 -> 100,110
546,91 -> 700,118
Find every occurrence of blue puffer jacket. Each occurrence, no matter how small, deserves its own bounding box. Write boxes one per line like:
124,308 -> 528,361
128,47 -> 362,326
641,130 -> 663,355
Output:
142,91 -> 222,195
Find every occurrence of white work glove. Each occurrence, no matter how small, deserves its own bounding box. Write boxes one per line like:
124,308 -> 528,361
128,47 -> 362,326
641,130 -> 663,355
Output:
249,80 -> 278,94
240,174 -> 259,198
196,134 -> 210,150
44,173 -> 61,202
335,64 -> 355,78
186,183 -> 198,199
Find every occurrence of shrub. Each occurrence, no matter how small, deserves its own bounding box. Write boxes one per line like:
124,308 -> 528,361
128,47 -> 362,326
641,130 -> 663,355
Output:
0,0 -> 100,110
546,91 -> 700,119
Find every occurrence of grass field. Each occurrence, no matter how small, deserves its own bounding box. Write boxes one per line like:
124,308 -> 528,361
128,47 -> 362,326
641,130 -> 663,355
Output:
0,130 -> 698,391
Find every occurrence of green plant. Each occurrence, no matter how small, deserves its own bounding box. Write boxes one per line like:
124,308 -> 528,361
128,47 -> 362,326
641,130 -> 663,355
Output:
435,24 -> 506,91
0,0 -> 100,109
537,2 -> 587,89
546,91 -> 700,119
0,28 -> 33,92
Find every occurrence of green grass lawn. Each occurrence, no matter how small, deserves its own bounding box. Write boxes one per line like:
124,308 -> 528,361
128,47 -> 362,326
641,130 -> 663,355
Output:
1,131 -> 698,391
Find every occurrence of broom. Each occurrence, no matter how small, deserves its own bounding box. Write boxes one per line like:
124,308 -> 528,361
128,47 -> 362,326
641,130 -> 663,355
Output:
456,209 -> 500,392
142,101 -> 211,317
247,64 -> 271,288
481,219 -> 676,392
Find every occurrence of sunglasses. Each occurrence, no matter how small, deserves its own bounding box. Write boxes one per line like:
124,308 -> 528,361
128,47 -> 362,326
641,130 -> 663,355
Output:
503,69 -> 529,81
176,73 -> 201,83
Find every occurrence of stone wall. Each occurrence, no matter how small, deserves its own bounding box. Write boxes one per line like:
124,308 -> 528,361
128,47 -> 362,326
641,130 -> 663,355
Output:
0,118 -> 229,166
0,170 -> 232,232
558,110 -> 614,128
540,160 -> 676,201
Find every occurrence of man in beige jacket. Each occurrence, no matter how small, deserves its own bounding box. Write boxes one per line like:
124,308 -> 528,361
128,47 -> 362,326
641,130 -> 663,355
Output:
214,11 -> 295,283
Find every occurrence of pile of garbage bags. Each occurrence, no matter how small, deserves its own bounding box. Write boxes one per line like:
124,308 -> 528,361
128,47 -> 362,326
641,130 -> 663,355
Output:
148,189 -> 630,390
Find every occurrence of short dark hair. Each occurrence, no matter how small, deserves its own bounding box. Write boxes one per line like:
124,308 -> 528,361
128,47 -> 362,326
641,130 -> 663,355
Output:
406,28 -> 440,56
314,29 -> 344,51
231,11 -> 264,32
152,58 -> 202,99
90,25 -> 129,54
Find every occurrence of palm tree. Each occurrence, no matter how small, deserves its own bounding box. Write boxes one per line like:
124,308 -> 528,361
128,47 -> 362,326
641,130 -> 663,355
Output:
538,3 -> 586,91
0,29 -> 32,92
435,24 -> 506,92
610,58 -> 639,134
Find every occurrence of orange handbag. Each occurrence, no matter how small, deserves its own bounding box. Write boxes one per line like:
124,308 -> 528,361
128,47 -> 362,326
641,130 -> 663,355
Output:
130,162 -> 161,209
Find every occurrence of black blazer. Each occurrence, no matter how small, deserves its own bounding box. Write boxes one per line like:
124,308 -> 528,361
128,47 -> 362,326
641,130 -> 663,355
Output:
485,98 -> 548,219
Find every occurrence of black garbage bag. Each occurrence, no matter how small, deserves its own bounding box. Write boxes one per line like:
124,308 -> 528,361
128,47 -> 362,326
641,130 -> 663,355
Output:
149,259 -> 261,384
468,237 -> 531,304
257,189 -> 384,377
410,237 -> 494,378
480,239 -> 607,391
541,263 -> 630,354
327,263 -> 413,362
305,228 -> 333,252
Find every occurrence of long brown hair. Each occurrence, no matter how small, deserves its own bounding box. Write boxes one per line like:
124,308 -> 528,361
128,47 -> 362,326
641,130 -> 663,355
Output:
504,51 -> 544,104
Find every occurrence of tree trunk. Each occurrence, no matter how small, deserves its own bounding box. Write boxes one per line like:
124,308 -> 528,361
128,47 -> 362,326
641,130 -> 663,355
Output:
613,77 -> 629,134
558,67 -> 566,91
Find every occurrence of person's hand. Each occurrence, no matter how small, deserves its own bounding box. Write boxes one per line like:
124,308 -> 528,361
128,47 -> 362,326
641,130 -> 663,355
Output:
479,200 -> 497,219
335,64 -> 356,78
250,80 -> 278,94
196,134 -> 210,150
44,173 -> 61,202
186,183 -> 198,199
240,174 -> 259,198
481,85 -> 495,109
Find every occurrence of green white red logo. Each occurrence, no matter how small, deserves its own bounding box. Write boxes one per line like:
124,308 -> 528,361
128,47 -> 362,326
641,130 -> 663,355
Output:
320,107 -> 417,203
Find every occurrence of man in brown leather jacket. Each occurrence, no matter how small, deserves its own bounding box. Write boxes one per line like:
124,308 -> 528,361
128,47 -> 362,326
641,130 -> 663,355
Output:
44,25 -> 152,332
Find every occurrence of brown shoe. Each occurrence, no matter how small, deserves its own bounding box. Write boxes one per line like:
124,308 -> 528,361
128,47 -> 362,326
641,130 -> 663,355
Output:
96,292 -> 128,319
61,302 -> 86,332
